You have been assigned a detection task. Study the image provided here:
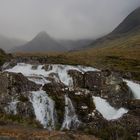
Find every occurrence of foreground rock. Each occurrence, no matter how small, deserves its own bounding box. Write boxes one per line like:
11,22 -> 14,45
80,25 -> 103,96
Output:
0,62 -> 139,139
0,72 -> 41,126
68,69 -> 133,108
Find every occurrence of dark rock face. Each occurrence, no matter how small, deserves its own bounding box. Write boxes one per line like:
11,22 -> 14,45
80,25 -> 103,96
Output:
68,70 -> 132,108
67,89 -> 95,123
42,64 -> 53,71
0,61 -> 139,139
43,82 -> 95,125
115,113 -> 140,138
84,71 -> 101,93
43,82 -> 66,126
0,72 -> 40,118
16,102 -> 35,118
125,99 -> 140,110
68,70 -> 84,88
0,72 -> 40,94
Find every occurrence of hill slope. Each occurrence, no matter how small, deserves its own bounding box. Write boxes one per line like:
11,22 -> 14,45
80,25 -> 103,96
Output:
111,7 -> 140,35
0,49 -> 11,66
16,7 -> 140,81
14,7 -> 140,80
12,31 -> 67,52
0,35 -> 26,52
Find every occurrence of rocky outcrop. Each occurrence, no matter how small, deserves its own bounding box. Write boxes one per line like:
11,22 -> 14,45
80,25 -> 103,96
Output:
100,72 -> 132,108
68,70 -> 132,108
67,89 -> 95,123
0,72 -> 40,120
68,70 -> 84,88
125,99 -> 140,110
0,62 -> 139,139
42,82 -> 66,127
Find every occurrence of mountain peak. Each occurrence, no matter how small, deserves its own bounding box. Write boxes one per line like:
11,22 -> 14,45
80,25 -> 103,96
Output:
111,7 -> 140,35
35,31 -> 51,40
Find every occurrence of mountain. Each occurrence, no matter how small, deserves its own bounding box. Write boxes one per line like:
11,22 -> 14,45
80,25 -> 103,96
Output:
12,31 -> 67,52
36,7 -> 140,81
87,7 -> 140,49
58,39 -> 93,51
0,35 -> 26,52
111,7 -> 140,35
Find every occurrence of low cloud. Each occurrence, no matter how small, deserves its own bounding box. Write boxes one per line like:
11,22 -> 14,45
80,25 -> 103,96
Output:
0,0 -> 140,40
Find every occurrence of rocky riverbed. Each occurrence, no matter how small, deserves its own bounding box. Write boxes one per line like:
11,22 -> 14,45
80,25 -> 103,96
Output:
0,60 -> 140,139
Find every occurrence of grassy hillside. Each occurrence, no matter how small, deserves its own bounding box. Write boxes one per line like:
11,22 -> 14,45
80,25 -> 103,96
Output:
15,28 -> 140,81
14,7 -> 140,81
0,49 -> 11,66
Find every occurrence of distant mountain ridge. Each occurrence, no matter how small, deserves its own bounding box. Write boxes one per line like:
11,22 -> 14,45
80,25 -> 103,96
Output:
11,31 -> 66,52
88,7 -> 140,49
111,7 -> 140,35
0,35 -> 26,52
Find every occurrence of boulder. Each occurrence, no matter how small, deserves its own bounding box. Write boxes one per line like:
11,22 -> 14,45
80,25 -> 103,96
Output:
42,64 -> 53,71
0,72 -> 40,116
68,70 -> 84,88
67,89 -> 95,123
84,71 -> 101,94
125,99 -> 140,110
16,102 -> 35,118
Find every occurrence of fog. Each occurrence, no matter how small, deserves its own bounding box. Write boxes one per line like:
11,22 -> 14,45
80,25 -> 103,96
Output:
0,0 -> 140,40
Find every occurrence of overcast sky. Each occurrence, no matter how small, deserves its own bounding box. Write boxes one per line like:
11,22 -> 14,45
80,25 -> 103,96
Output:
0,0 -> 140,40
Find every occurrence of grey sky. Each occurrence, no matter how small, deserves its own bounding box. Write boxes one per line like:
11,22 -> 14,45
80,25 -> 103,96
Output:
0,0 -> 140,40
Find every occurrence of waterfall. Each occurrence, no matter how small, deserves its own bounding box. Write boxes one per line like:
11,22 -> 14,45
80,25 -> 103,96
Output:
124,80 -> 140,99
30,90 -> 56,130
93,96 -> 128,120
4,101 -> 19,115
61,95 -> 80,130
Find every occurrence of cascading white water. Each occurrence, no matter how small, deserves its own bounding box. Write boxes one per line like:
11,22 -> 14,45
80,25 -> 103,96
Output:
93,96 -> 128,120
61,95 -> 79,130
5,63 -> 98,86
4,101 -> 19,115
30,90 -> 56,130
124,80 -> 140,99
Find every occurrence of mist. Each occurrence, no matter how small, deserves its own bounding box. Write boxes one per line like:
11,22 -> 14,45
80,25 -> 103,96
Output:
0,0 -> 140,40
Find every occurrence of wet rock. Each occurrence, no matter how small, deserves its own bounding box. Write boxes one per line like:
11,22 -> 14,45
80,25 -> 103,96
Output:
0,72 -> 40,94
48,73 -> 61,83
101,74 -> 133,108
0,72 -> 40,115
2,60 -> 17,71
43,82 -> 66,127
31,65 -> 38,70
68,70 -> 84,88
83,70 -> 132,108
114,112 -> 140,138
84,71 -> 101,95
16,102 -> 35,118
42,64 -> 53,71
67,89 -> 95,123
125,99 -> 140,110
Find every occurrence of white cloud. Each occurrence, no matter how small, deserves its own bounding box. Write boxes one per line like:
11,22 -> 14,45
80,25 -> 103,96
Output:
0,0 -> 139,40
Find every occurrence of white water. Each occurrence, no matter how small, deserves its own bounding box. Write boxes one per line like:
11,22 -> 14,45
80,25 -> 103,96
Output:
124,80 -> 140,99
4,101 -> 19,115
30,90 -> 56,130
93,96 -> 128,120
5,63 -> 98,86
61,95 -> 79,130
